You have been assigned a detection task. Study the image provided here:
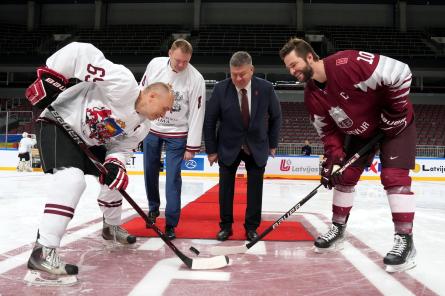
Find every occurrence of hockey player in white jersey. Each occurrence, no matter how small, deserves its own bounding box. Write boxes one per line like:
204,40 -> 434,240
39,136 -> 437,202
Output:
23,42 -> 174,285
17,132 -> 36,172
140,39 -> 206,240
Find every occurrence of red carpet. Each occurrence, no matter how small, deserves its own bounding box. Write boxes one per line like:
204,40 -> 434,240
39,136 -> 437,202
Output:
123,179 -> 313,241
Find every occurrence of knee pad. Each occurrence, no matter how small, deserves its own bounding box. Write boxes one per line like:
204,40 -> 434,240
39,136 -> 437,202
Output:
51,167 -> 86,208
339,166 -> 363,187
381,168 -> 411,190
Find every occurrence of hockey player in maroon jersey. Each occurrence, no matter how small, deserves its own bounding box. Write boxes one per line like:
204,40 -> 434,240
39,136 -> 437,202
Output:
280,38 -> 416,273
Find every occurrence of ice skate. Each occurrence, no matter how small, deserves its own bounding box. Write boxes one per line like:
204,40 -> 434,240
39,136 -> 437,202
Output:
102,219 -> 137,245
384,233 -> 416,273
17,161 -> 25,172
24,242 -> 78,286
25,161 -> 33,172
313,222 -> 346,253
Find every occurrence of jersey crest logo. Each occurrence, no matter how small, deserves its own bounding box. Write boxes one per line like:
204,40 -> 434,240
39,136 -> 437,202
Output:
86,107 -> 125,144
328,106 -> 353,129
336,58 -> 348,66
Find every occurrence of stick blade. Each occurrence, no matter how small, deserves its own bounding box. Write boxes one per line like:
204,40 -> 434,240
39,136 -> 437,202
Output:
191,255 -> 229,270
209,245 -> 249,256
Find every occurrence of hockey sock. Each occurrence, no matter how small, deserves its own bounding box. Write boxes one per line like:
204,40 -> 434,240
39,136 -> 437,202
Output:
387,186 -> 415,235
97,184 -> 123,225
332,185 -> 355,224
38,167 -> 86,247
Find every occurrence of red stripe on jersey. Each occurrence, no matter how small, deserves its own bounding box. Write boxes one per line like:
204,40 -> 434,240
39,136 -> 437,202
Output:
149,129 -> 188,138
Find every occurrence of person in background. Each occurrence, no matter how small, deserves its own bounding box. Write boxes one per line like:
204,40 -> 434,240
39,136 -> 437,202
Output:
301,139 -> 312,156
17,132 -> 37,172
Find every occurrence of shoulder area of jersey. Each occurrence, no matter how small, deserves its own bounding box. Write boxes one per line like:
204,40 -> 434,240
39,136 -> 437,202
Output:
328,50 -> 360,67
150,56 -> 169,65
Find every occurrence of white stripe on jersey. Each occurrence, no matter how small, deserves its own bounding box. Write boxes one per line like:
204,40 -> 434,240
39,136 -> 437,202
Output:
354,55 -> 412,96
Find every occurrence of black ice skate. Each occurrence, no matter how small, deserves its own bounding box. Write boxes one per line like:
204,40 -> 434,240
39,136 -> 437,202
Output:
24,242 -> 78,286
384,233 -> 416,273
102,220 -> 137,244
313,222 -> 346,253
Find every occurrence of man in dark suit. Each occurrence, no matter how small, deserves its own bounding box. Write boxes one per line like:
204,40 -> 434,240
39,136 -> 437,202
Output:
204,51 -> 282,241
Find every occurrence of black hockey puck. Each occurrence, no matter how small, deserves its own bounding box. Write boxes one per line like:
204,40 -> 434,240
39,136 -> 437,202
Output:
189,246 -> 200,255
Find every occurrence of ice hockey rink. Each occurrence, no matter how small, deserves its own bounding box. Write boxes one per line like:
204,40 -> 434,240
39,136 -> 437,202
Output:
0,171 -> 444,296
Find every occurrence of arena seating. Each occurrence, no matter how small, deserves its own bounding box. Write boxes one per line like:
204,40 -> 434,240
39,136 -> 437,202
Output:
194,24 -> 300,56
1,23 -> 443,60
319,25 -> 439,58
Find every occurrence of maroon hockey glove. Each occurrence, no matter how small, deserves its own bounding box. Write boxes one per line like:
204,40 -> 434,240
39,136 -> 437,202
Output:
99,158 -> 129,190
379,109 -> 408,138
320,153 -> 345,190
25,66 -> 68,109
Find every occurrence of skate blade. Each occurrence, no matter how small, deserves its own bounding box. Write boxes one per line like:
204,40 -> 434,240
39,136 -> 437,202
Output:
23,270 -> 78,286
385,260 -> 416,273
102,238 -> 136,250
312,241 -> 345,254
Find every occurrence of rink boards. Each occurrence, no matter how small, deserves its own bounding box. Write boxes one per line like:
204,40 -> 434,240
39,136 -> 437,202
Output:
1,149 -> 444,181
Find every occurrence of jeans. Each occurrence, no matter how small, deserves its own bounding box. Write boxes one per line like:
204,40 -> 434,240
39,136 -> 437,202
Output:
143,133 -> 186,227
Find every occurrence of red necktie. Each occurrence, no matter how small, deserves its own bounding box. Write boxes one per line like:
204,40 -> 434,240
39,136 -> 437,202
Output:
241,88 -> 250,129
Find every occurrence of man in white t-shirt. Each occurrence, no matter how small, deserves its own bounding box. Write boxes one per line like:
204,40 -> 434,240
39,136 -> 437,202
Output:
140,39 -> 206,240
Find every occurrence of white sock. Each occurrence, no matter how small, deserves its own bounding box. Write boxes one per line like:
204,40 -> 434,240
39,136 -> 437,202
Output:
38,167 -> 86,248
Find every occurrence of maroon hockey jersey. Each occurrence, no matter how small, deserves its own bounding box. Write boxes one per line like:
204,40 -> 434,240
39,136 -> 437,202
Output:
304,50 -> 414,158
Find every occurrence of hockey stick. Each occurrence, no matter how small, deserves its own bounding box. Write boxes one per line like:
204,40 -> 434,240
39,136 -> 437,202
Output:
46,105 -> 229,270
209,132 -> 384,256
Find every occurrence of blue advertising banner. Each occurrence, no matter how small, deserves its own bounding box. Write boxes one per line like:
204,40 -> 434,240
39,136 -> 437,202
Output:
181,158 -> 204,171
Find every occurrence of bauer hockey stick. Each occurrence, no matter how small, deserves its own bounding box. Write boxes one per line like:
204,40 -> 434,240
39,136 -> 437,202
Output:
208,132 -> 384,256
46,105 -> 229,270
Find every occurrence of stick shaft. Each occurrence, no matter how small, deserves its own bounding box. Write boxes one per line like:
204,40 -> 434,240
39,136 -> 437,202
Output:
246,132 -> 384,249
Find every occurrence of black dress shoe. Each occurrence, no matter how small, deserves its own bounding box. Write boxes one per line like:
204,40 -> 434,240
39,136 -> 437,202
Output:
165,225 -> 176,240
216,229 -> 233,241
146,210 -> 160,228
246,230 -> 259,241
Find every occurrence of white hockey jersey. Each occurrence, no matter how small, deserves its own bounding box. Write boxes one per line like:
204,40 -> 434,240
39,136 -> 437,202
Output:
40,42 -> 150,163
140,57 -> 205,152
18,137 -> 36,154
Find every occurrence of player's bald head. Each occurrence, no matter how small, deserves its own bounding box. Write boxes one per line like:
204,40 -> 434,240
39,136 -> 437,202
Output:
142,82 -> 171,96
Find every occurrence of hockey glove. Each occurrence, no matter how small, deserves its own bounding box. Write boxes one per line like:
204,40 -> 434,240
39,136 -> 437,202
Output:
320,153 -> 345,190
379,109 -> 408,138
99,158 -> 129,190
25,66 -> 68,109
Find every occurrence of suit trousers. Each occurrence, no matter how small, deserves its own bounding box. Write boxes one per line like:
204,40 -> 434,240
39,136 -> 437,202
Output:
218,149 -> 265,231
143,133 -> 186,227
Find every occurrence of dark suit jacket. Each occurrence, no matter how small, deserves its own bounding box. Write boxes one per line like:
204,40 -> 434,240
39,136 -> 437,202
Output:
204,76 -> 282,167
